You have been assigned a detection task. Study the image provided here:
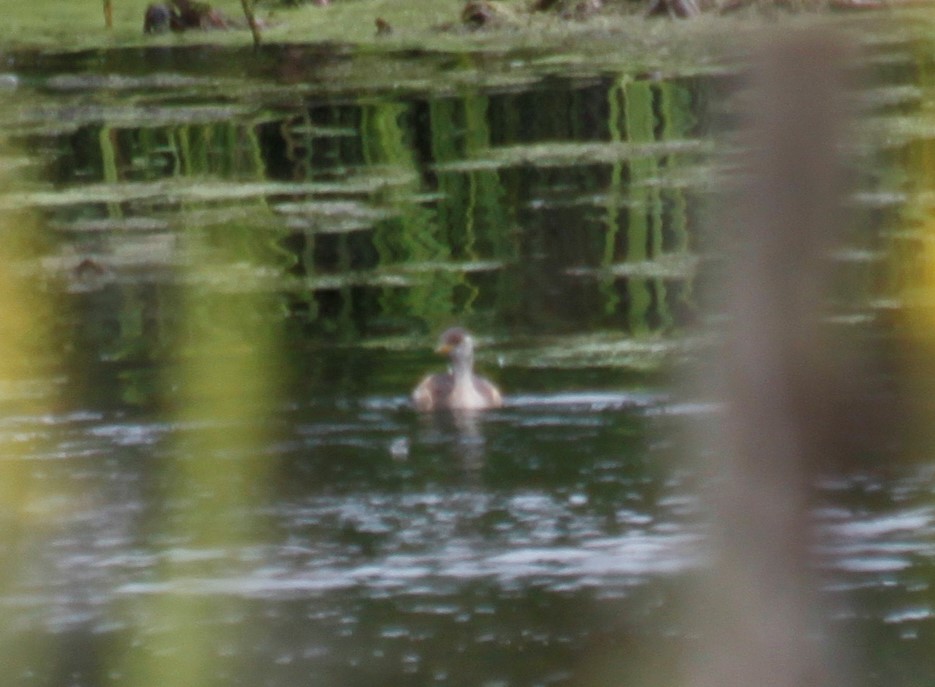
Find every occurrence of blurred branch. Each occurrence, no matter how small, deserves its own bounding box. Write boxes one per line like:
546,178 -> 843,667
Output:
241,0 -> 262,47
687,31 -> 853,687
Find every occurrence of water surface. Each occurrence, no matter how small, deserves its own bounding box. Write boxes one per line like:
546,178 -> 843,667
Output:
0,38 -> 932,687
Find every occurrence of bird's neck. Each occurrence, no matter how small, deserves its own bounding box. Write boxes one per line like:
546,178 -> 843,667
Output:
451,353 -> 475,383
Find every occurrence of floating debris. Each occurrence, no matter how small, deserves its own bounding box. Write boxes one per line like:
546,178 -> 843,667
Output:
389,437 -> 410,460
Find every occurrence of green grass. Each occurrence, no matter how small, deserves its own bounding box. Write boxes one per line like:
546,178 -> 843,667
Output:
0,0 -> 504,50
0,0 -> 920,82
0,0 -> 881,57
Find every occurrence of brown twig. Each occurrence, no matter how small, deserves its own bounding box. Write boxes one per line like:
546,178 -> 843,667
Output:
103,0 -> 113,28
241,0 -> 262,47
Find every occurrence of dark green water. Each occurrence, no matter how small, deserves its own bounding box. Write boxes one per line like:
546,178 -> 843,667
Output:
0,40 -> 931,686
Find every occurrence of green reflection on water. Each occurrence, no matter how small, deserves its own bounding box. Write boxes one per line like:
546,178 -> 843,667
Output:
6,48 -> 711,372
0,44 -> 723,686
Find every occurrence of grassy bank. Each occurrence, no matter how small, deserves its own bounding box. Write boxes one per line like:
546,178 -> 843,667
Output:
0,0 -> 592,51
0,0 -> 908,57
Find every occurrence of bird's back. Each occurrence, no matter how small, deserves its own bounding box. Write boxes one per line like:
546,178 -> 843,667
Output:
411,372 -> 501,411
411,372 -> 454,412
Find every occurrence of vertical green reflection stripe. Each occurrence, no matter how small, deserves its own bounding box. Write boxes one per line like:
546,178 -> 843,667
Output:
99,125 -> 124,219
624,80 -> 655,334
600,77 -> 626,317
659,81 -> 696,327
364,100 -> 453,326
